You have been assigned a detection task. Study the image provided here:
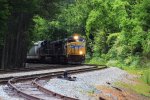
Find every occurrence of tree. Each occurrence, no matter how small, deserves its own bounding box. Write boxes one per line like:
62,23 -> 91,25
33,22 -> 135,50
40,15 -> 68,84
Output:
1,0 -> 38,69
0,0 -> 10,68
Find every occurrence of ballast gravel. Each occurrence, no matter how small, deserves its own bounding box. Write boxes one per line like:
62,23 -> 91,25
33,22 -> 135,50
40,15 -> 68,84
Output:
0,85 -> 24,100
44,67 -> 129,100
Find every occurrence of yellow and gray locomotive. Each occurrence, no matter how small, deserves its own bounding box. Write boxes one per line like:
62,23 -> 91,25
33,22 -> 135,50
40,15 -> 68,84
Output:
27,34 -> 86,64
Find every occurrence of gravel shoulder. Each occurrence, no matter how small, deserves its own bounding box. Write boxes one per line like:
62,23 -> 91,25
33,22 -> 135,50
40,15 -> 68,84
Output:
44,67 -> 130,100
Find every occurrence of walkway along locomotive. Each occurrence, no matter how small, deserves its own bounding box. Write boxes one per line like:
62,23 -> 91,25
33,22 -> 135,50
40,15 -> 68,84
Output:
27,34 -> 86,64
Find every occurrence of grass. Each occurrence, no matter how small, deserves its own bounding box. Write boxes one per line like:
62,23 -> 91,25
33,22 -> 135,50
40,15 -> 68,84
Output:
86,57 -> 106,65
124,68 -> 150,85
116,80 -> 150,97
115,67 -> 150,97
142,69 -> 150,85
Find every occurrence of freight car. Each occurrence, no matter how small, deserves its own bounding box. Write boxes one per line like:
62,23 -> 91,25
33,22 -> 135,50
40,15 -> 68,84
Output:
26,34 -> 86,64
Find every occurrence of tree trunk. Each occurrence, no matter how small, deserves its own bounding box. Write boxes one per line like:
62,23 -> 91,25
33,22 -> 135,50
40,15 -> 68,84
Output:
1,12 -> 32,70
0,46 -> 3,69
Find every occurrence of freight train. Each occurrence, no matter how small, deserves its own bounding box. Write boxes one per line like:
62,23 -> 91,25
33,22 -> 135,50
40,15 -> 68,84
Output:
26,34 -> 86,64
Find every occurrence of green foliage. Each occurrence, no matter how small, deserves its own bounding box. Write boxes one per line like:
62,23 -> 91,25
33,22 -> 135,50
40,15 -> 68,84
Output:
124,56 -> 141,67
0,0 -> 10,46
93,31 -> 107,56
58,0 -> 91,34
142,69 -> 150,85
37,0 -> 65,20
142,31 -> 150,57
0,0 -> 39,48
88,57 -> 106,65
9,0 -> 38,13
32,15 -> 67,42
86,9 -> 100,36
32,15 -> 50,41
106,60 -> 121,67
30,0 -> 71,43
106,32 -> 119,47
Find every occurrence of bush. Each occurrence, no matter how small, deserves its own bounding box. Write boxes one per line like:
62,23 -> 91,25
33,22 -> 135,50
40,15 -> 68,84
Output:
88,57 -> 106,65
106,60 -> 120,67
124,56 -> 140,67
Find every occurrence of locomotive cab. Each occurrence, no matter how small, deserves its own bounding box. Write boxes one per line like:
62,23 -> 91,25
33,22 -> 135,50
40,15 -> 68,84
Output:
67,34 -> 86,64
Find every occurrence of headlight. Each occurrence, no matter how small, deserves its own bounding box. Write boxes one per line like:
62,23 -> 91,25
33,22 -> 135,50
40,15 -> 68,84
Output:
73,35 -> 79,40
79,51 -> 83,55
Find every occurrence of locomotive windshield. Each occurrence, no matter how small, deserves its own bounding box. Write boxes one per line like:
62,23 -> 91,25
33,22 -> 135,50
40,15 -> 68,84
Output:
67,36 -> 85,43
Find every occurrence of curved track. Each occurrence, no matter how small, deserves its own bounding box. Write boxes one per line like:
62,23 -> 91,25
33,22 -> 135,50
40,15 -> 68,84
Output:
7,65 -> 107,100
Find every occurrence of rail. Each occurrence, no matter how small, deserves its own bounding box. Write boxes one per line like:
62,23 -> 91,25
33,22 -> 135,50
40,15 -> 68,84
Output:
7,65 -> 107,100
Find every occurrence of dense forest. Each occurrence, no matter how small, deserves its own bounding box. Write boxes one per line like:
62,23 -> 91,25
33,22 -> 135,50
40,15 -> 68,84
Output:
0,0 -> 149,71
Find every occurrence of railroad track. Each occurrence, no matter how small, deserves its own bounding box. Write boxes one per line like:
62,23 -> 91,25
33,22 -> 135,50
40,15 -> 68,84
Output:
0,64 -> 80,74
0,64 -> 106,84
0,64 -> 106,74
7,65 -> 107,100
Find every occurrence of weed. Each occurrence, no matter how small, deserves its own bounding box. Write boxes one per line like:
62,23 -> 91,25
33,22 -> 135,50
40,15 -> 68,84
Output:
141,69 -> 150,85
116,81 -> 150,97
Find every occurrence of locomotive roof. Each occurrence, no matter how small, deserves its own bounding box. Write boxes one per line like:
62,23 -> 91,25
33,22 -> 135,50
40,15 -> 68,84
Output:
34,41 -> 43,45
67,36 -> 85,41
50,38 -> 67,44
33,36 -> 85,45
48,36 -> 85,44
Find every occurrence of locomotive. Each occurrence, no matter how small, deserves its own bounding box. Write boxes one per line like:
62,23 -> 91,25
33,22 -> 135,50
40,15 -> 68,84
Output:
27,34 -> 86,64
